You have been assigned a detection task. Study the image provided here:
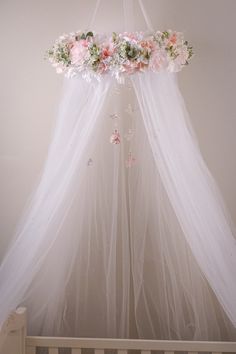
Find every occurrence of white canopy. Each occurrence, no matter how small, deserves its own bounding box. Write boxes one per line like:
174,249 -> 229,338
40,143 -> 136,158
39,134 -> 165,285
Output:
0,0 -> 236,341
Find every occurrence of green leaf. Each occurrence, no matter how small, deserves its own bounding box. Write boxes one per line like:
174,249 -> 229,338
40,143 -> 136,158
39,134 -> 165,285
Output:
86,31 -> 94,38
81,33 -> 86,40
112,32 -> 117,42
162,31 -> 169,38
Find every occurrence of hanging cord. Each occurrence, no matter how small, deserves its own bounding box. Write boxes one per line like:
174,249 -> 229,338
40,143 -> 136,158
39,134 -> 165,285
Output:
138,0 -> 154,31
88,0 -> 101,29
123,0 -> 134,31
123,0 -> 154,32
89,0 -> 154,32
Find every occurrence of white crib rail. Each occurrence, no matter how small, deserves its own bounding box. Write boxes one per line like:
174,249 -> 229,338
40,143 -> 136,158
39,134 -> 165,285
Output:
26,336 -> 236,354
1,308 -> 236,354
0,307 -> 26,354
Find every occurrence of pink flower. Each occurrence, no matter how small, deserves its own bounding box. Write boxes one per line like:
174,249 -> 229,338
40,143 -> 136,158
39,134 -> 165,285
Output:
140,40 -> 156,51
177,47 -> 189,64
149,49 -> 168,72
101,42 -> 114,60
80,39 -> 89,47
122,32 -> 139,42
122,60 -> 147,75
102,48 -> 110,59
169,33 -> 177,45
70,40 -> 89,66
110,130 -> 121,144
168,47 -> 189,72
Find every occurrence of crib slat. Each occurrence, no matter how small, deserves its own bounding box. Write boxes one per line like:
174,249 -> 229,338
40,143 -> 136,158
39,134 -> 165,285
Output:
95,349 -> 105,354
118,350 -> 128,354
141,350 -> 151,354
26,347 -> 36,354
49,348 -> 59,354
72,349 -> 82,354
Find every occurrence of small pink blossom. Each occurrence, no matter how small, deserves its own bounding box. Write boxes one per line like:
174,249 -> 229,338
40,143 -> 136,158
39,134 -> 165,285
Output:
169,33 -> 177,45
140,40 -> 156,51
102,48 -> 110,59
101,43 -> 114,60
110,130 -> 121,144
126,152 -> 136,168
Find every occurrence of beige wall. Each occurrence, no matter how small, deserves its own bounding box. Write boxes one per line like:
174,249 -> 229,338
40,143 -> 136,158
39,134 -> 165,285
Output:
0,0 -> 236,259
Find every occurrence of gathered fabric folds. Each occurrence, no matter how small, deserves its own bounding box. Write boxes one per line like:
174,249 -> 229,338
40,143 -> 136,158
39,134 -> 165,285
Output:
0,72 -> 236,341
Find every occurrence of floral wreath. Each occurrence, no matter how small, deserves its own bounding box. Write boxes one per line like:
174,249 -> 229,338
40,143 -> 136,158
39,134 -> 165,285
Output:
47,30 -> 193,81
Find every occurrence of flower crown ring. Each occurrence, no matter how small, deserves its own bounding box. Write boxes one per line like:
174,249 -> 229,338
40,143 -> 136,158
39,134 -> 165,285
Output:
47,30 -> 193,82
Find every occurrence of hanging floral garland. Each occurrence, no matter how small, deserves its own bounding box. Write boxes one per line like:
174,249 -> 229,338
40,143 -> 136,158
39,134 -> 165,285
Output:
46,30 -> 193,81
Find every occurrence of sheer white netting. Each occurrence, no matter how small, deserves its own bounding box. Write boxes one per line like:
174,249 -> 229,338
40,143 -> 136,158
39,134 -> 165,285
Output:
0,0 -> 236,342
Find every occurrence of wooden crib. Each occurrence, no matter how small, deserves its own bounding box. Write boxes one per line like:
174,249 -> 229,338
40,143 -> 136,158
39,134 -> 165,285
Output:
1,308 -> 236,354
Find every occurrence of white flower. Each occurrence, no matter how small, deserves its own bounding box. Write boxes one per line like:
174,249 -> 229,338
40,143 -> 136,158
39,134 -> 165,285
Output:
56,66 -> 64,74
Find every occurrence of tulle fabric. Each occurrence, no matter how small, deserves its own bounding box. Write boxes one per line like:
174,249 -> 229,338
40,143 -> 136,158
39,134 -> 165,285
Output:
132,72 -> 236,330
0,73 -> 236,341
0,77 -> 111,333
